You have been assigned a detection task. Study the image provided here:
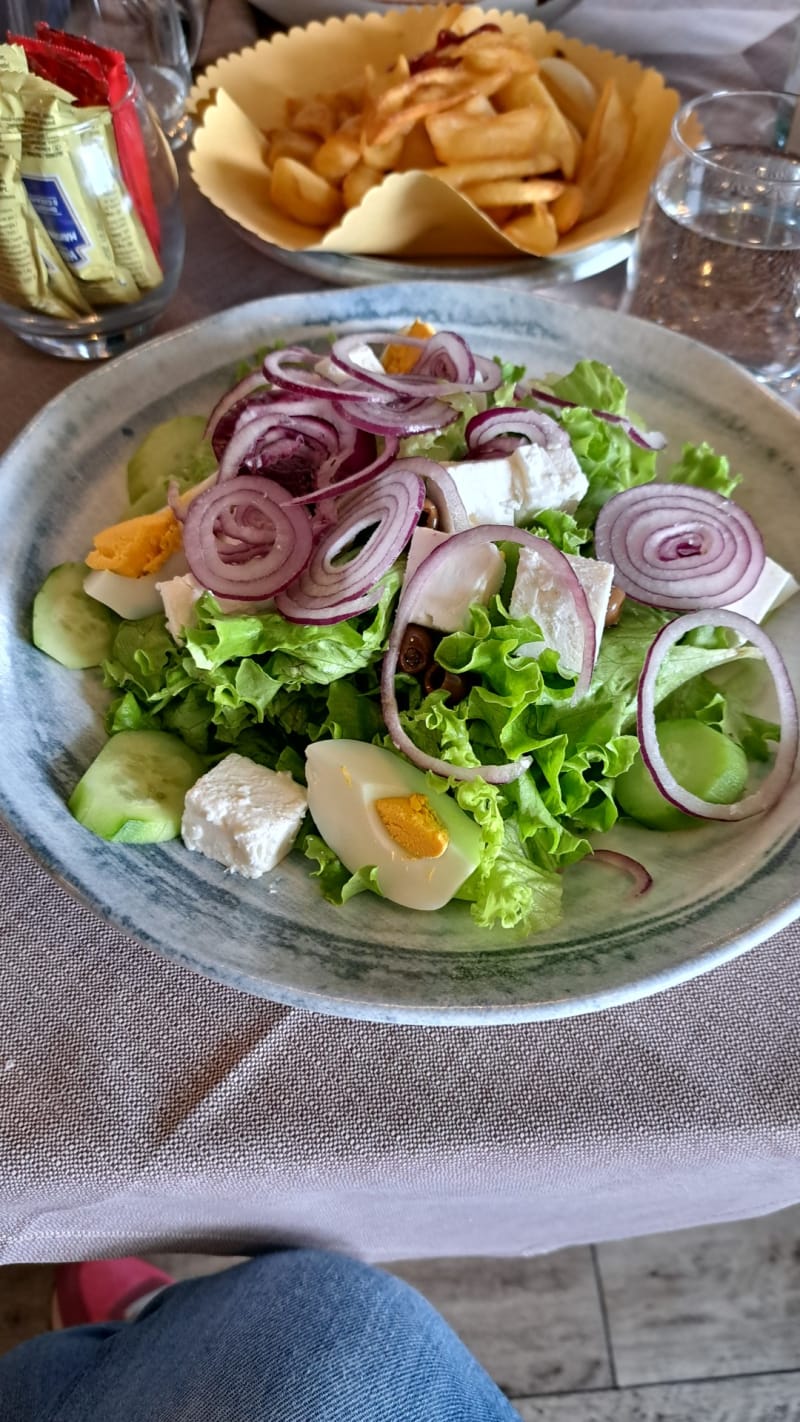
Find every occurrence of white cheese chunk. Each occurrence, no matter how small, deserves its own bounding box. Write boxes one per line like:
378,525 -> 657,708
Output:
445,444 -> 588,528
314,342 -> 385,386
181,754 -> 307,878
403,526 -> 505,632
510,548 -> 615,674
725,556 -> 799,623
157,572 -> 205,642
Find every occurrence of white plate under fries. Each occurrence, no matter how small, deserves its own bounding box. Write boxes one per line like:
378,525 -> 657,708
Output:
249,0 -> 582,31
0,282 -> 798,1025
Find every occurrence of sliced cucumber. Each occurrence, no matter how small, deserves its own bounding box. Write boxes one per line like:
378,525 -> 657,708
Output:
68,730 -> 204,843
616,718 -> 749,831
126,415 -> 217,514
32,562 -> 118,669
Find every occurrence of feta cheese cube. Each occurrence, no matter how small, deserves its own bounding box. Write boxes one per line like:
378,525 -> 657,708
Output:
445,444 -> 588,528
157,572 -> 205,642
315,342 -> 385,386
181,754 -> 307,878
725,556 -> 799,623
403,526 -> 505,632
508,443 -> 588,518
510,548 -> 615,674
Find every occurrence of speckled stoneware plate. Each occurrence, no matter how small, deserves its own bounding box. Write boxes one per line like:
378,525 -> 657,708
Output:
1,283 -> 799,1025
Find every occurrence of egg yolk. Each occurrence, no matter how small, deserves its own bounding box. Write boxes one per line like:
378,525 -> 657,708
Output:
85,507 -> 183,578
374,793 -> 449,860
382,320 -> 436,376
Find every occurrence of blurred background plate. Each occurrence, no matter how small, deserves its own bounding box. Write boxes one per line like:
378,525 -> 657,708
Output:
248,0 -> 582,28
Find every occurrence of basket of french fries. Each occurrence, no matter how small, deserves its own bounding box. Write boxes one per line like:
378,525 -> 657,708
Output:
189,4 -> 678,262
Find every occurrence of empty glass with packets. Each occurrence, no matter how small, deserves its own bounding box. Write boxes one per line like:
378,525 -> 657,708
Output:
0,39 -> 184,358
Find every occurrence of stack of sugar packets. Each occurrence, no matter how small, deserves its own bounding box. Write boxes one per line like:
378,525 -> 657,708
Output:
0,25 -> 162,319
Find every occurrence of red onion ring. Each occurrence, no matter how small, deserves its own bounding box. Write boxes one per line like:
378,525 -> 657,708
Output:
183,475 -> 314,601
204,369 -> 268,447
334,393 -> 458,436
380,525 -> 596,784
584,849 -> 653,897
637,609 -> 798,820
262,345 -> 388,403
330,331 -> 501,398
275,466 -> 425,625
519,381 -> 667,451
290,436 -> 400,505
594,484 -> 764,610
466,406 -> 571,456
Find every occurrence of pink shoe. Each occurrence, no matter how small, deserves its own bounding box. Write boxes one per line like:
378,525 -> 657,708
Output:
52,1258 -> 174,1330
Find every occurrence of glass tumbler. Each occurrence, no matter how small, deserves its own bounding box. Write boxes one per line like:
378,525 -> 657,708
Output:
0,71 -> 185,359
622,90 -> 800,386
1,0 -> 205,148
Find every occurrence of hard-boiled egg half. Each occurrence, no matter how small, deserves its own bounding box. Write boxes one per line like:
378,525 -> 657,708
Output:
305,740 -> 482,912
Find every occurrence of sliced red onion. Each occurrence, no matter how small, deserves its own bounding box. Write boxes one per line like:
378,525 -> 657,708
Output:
334,393 -> 458,436
637,609 -> 798,821
594,483 -> 764,610
183,475 -> 313,601
380,525 -> 596,784
330,331 -> 500,398
413,459 -> 470,533
216,400 -> 363,500
466,406 -> 570,456
276,466 -> 425,625
585,849 -> 653,897
519,381 -> 667,451
262,345 -> 386,403
290,435 -> 400,505
204,368 -> 269,448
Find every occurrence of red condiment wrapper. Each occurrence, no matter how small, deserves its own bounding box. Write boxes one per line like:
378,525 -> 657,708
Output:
10,24 -> 160,256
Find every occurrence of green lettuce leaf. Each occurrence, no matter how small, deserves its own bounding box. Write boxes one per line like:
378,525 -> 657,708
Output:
665,440 -> 741,498
550,358 -> 628,414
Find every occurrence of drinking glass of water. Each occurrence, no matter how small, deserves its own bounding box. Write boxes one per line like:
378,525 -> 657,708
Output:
623,90 -> 800,386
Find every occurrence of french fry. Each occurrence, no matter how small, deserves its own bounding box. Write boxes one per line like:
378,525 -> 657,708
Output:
576,79 -> 633,219
426,107 -> 545,164
287,96 -> 337,140
538,57 -> 598,136
361,131 -> 406,172
503,203 -> 559,255
551,183 -> 583,234
267,128 -> 320,168
495,72 -> 580,178
427,156 -> 558,189
396,121 -> 439,172
341,160 -> 383,209
462,177 -> 565,207
270,156 -> 343,227
311,130 -> 362,185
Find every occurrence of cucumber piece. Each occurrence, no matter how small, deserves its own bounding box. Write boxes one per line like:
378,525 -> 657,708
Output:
32,562 -> 118,669
616,718 -> 749,831
126,415 -> 216,514
68,730 -> 204,843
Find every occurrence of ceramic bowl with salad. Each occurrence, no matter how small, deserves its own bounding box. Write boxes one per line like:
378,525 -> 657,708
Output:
4,283 -> 800,1022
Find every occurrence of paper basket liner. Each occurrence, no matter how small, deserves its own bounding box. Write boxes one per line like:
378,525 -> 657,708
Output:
188,5 -> 679,261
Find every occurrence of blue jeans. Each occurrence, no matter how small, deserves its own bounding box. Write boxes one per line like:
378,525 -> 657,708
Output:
0,1249 -> 523,1421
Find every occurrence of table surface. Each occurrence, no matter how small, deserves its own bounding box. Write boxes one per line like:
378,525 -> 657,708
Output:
2,0 -> 799,1266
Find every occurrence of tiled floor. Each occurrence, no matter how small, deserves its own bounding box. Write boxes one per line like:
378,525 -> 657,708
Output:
2,1209 -> 800,1417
